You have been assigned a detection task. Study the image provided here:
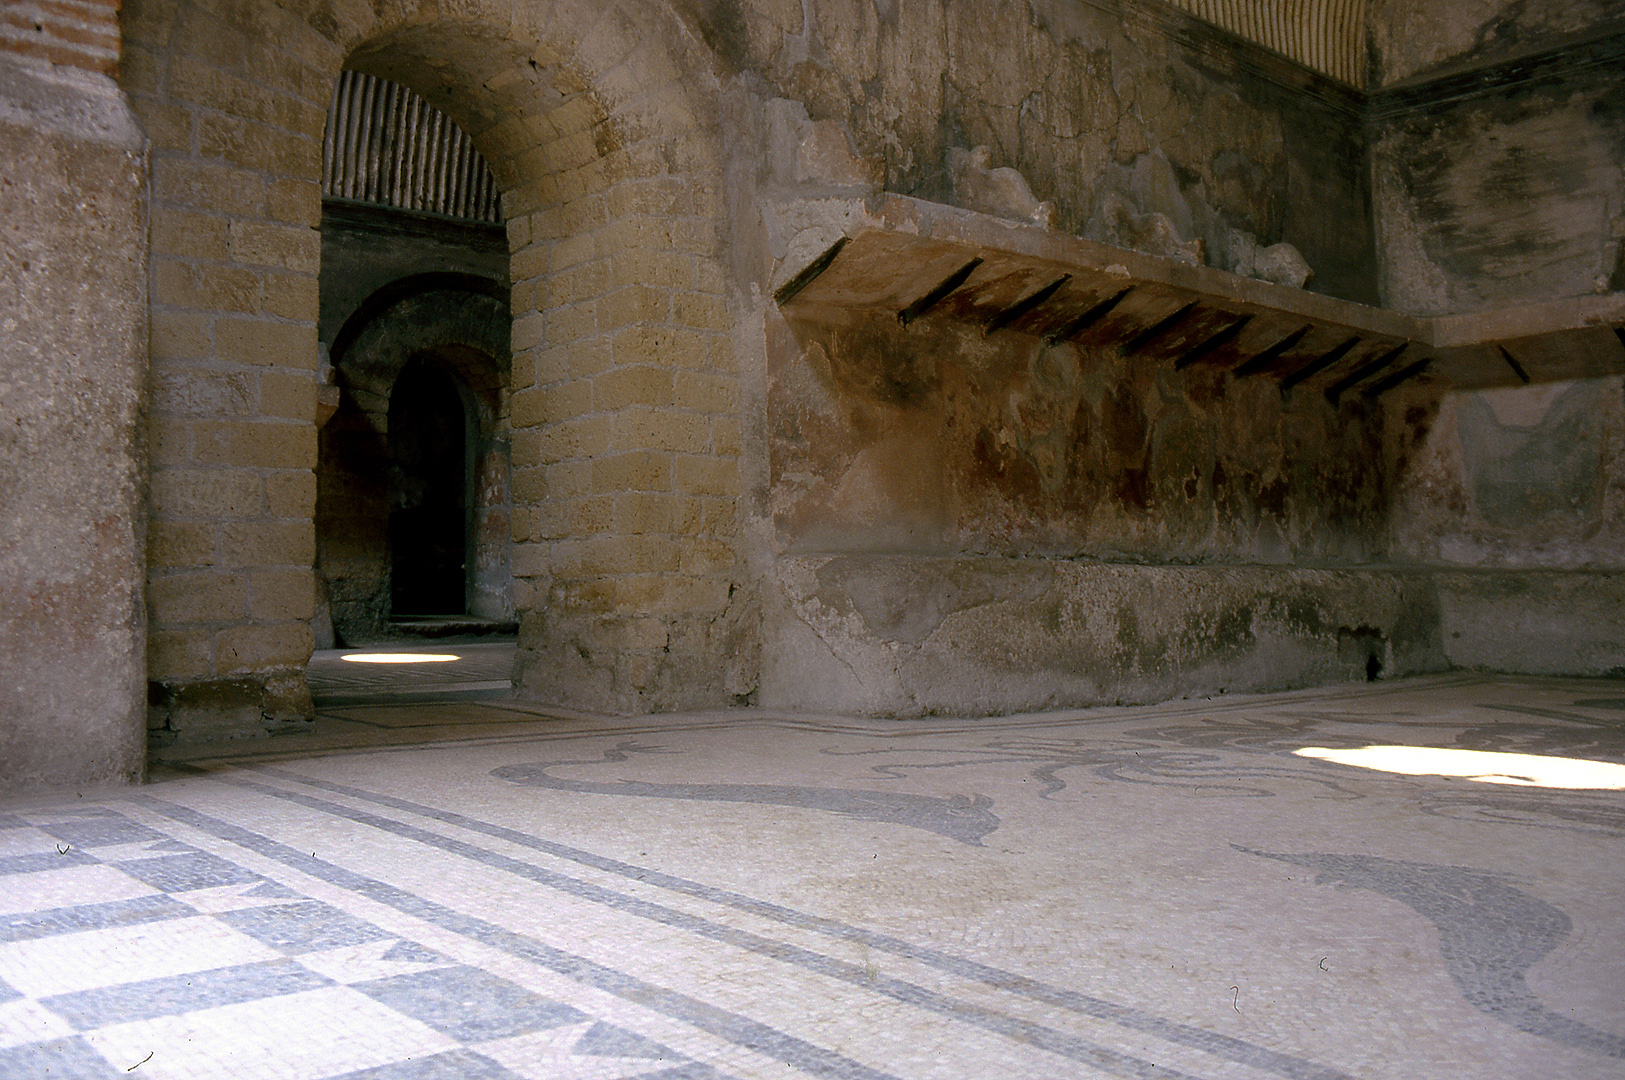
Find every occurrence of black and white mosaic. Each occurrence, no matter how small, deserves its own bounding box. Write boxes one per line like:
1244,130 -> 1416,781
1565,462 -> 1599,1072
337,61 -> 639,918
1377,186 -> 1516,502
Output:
0,807 -> 725,1080
3,673 -> 1623,1078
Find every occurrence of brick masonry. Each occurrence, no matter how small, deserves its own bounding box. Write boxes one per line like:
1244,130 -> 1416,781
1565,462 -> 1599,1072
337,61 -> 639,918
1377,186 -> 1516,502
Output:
0,0 -> 120,74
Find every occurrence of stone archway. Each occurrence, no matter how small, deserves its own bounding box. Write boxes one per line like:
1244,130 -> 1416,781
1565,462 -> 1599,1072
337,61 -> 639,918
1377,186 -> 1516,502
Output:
331,14 -> 749,711
128,0 -> 747,735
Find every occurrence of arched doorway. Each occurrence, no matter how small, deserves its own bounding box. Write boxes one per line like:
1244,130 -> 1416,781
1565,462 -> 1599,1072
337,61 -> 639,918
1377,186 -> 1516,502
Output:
313,69 -> 514,646
388,355 -> 468,617
315,285 -> 512,645
130,0 -> 740,734
308,16 -> 741,713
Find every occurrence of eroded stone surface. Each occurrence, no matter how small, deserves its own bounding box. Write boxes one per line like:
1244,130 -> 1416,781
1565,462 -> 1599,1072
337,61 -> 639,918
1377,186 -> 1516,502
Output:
762,556 -> 1445,716
0,60 -> 147,789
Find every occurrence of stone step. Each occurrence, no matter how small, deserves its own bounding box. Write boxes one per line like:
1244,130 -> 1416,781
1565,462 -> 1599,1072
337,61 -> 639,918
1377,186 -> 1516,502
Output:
386,615 -> 519,638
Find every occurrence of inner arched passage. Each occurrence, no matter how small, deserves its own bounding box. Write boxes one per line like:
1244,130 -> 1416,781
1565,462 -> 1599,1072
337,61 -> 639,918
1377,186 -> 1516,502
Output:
316,285 -> 512,644
317,62 -> 516,646
388,356 -> 468,617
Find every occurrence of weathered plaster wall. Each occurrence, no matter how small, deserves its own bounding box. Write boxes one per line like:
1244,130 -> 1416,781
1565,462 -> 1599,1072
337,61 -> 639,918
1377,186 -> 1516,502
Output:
764,559 -> 1443,716
715,0 -> 1376,303
1391,377 -> 1625,674
715,2 -> 1426,715
1368,4 -> 1625,678
769,309 -> 1399,564
1392,378 -> 1625,569
1433,569 -> 1625,675
751,290 -> 1444,713
1368,0 -> 1625,87
0,58 -> 147,788
1371,31 -> 1625,316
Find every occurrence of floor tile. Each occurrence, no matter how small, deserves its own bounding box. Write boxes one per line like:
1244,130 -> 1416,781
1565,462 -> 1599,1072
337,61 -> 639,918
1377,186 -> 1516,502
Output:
331,1047 -> 527,1079
0,1035 -> 123,1079
353,965 -> 586,1043
0,997 -> 76,1049
298,938 -> 454,985
42,958 -> 332,1029
0,826 -> 67,858
216,899 -> 394,954
0,864 -> 159,916
0,894 -> 192,944
37,816 -> 167,849
112,851 -> 262,893
80,986 -> 458,1080
0,916 -> 282,997
177,879 -> 303,914
0,848 -> 96,876
476,1023 -> 689,1080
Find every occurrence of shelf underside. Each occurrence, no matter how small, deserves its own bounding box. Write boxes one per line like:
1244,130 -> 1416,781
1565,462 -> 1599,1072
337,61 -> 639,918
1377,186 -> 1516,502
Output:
775,196 -> 1625,398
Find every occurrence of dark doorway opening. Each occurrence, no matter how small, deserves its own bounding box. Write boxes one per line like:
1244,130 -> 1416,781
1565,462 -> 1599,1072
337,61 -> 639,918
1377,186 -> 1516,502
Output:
388,357 -> 468,616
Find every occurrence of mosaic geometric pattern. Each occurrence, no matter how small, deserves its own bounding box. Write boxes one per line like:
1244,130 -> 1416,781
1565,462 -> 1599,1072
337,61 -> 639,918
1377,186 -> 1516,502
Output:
0,808 -> 714,1080
10,672 -> 1625,1078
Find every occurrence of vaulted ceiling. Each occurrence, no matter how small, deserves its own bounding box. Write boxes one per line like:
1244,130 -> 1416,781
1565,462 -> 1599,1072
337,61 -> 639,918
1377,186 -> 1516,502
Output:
1167,0 -> 1366,85
1167,0 -> 1625,89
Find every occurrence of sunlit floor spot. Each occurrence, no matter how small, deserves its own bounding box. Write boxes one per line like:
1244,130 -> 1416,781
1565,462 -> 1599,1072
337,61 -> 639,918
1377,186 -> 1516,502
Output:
340,653 -> 461,664
1295,745 -> 1625,790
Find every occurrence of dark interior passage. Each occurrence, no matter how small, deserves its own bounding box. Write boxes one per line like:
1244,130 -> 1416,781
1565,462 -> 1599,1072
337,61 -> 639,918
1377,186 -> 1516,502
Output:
388,358 -> 468,616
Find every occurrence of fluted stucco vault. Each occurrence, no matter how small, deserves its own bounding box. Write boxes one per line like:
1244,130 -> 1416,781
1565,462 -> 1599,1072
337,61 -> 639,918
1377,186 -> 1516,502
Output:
0,0 -> 1621,784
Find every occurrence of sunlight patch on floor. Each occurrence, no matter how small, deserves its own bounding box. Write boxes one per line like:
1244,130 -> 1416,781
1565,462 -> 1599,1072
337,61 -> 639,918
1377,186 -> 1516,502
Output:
340,653 -> 461,664
1295,745 -> 1625,789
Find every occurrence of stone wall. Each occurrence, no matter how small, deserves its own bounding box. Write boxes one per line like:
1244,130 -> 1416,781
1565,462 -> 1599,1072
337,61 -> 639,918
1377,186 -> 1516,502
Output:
1371,37 -> 1625,316
2,0 -> 121,74
1389,376 -> 1625,675
122,0 -> 335,740
0,56 -> 147,787
1368,6 -> 1625,678
0,0 -> 1587,766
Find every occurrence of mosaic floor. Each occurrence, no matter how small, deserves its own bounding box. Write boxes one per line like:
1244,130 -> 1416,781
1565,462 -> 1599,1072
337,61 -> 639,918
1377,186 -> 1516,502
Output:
6,662 -> 1625,1079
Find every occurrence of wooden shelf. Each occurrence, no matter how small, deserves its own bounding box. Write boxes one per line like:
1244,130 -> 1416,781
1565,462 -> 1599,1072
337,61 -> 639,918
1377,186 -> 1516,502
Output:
775,195 -> 1625,395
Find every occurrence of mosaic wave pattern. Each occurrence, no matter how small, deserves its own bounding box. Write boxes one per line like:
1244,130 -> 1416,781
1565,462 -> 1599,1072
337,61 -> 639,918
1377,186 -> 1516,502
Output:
7,674 -> 1625,1078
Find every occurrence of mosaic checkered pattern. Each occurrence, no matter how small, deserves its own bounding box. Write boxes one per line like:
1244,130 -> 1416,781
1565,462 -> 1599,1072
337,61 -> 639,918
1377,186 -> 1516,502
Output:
0,808 -> 711,1080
